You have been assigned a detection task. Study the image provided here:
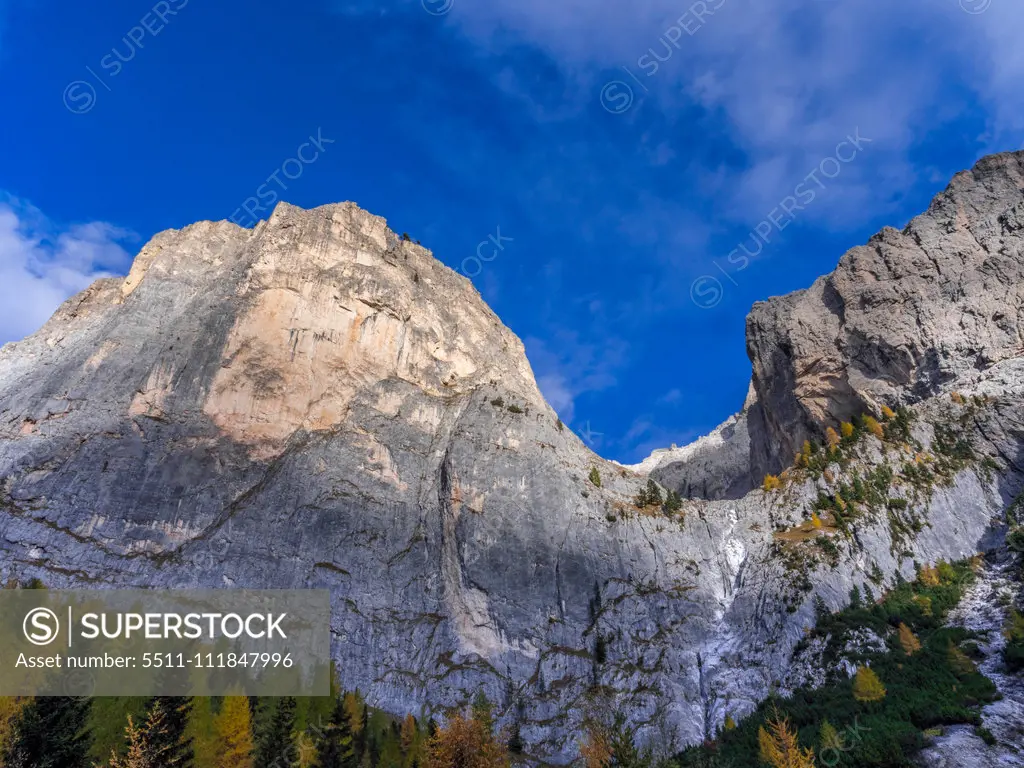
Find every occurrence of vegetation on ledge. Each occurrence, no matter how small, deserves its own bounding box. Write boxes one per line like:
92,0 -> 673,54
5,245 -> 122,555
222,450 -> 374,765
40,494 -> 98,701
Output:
677,557 -> 997,768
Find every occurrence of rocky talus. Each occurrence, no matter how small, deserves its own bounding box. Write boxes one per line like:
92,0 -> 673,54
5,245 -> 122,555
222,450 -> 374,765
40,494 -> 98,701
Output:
1,155 -> 1024,762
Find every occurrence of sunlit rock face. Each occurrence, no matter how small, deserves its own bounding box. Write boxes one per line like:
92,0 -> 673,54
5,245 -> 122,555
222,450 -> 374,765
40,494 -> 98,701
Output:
1,157 -> 1023,762
744,152 -> 1024,480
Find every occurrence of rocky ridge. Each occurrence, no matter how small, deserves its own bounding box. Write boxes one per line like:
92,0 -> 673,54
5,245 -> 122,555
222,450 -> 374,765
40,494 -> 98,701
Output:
1,155 -> 1023,762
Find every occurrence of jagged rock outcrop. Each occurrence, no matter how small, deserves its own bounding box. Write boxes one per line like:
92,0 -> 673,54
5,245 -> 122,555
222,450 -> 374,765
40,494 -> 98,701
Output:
1,155 -> 1024,762
745,151 -> 1024,479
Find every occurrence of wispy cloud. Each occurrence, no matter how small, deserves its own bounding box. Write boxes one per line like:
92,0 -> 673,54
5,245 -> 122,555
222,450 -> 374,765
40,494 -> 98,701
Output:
525,330 -> 628,425
0,195 -> 133,344
428,0 -> 1024,219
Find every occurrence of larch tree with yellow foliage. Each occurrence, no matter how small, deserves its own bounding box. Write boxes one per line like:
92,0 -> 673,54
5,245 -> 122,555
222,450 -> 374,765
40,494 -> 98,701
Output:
825,427 -> 841,453
948,641 -> 977,676
757,711 -> 815,768
918,565 -> 940,587
852,666 -> 887,703
0,697 -> 28,757
423,713 -> 508,768
863,416 -> 884,440
400,713 -> 418,757
213,695 -> 254,768
818,719 -> 843,752
898,623 -> 922,655
579,722 -> 613,768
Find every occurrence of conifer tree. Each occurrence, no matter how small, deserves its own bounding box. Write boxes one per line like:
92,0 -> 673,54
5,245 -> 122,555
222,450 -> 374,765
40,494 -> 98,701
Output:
186,696 -> 217,768
100,714 -> 148,768
757,711 -> 814,768
662,490 -> 683,516
213,696 -> 253,768
314,697 -> 358,768
579,722 -> 612,768
256,697 -> 298,767
423,714 -> 508,768
898,623 -> 922,655
948,641 -> 977,676
644,480 -> 662,508
143,696 -> 193,766
0,697 -> 28,758
825,427 -> 841,453
471,692 -> 494,734
852,666 -> 887,702
849,585 -> 862,609
399,714 -> 417,757
818,719 -> 843,752
3,696 -> 92,768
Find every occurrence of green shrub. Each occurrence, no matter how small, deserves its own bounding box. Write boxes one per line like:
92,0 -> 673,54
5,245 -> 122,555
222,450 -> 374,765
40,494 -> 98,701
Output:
1007,527 -> 1024,553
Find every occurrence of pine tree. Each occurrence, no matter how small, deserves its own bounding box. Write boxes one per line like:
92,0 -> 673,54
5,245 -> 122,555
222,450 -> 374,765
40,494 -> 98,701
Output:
4,696 -> 92,768
662,490 -> 683,516
644,480 -> 662,508
213,696 -> 254,768
314,697 -> 358,768
757,712 -> 815,768
589,467 -> 602,488
144,697 -> 193,766
256,697 -> 298,767
898,623 -> 922,655
849,585 -> 862,609
918,565 -> 940,587
852,666 -> 887,702
818,719 -> 843,752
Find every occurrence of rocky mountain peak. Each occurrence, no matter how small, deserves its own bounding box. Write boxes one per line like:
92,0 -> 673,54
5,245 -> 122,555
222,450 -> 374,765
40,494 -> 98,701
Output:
645,151 -> 1024,491
747,151 -> 1024,476
2,200 -> 545,461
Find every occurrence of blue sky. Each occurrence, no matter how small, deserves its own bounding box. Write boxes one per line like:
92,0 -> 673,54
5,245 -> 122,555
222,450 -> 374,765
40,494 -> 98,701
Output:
1,0 -> 1022,462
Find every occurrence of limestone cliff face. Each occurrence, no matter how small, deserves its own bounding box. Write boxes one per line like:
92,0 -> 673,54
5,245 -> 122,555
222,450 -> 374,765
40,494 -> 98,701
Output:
1,163 -> 1023,762
745,151 -> 1024,479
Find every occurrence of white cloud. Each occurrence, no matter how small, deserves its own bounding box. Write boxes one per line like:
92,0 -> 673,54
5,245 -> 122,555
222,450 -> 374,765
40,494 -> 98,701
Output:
0,196 -> 133,344
438,0 -> 1024,224
525,330 -> 628,425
